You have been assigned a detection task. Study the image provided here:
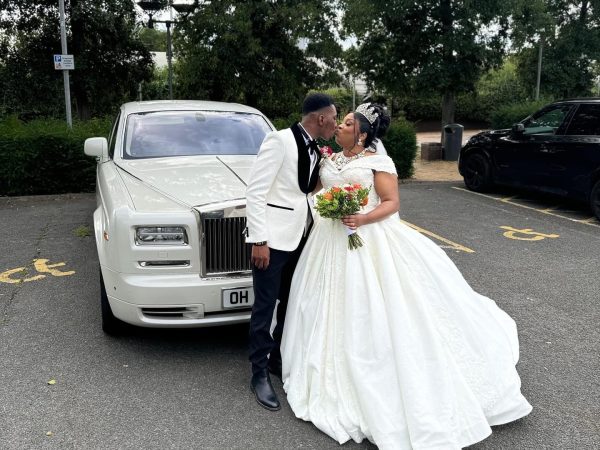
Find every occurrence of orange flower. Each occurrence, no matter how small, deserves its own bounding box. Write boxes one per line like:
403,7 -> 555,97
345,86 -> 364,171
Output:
361,197 -> 369,206
332,187 -> 342,193
353,183 -> 362,189
323,192 -> 334,201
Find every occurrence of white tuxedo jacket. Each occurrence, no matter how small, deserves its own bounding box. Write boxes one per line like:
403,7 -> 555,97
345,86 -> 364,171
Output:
246,124 -> 319,251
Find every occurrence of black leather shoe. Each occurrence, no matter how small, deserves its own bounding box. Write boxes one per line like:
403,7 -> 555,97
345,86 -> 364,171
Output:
250,369 -> 281,411
268,356 -> 282,380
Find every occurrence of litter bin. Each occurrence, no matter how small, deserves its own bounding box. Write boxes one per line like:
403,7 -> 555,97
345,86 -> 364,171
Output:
443,123 -> 463,161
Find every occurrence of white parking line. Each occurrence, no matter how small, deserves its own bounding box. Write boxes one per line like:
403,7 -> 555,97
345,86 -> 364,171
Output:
452,187 -> 600,229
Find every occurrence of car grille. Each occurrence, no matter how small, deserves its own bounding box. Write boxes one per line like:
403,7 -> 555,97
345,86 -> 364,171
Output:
202,216 -> 251,275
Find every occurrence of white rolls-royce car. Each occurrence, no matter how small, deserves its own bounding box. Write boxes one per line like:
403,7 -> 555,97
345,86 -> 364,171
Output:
84,100 -> 273,334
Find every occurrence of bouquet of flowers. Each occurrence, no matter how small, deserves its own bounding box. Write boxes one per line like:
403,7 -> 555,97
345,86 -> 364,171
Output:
315,184 -> 371,250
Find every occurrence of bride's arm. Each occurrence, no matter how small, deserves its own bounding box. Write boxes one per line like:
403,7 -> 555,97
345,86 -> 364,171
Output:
342,171 -> 399,229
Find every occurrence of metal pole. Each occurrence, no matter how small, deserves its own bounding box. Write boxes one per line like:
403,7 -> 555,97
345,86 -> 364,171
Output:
166,21 -> 173,100
535,39 -> 543,101
352,78 -> 356,111
59,0 -> 72,127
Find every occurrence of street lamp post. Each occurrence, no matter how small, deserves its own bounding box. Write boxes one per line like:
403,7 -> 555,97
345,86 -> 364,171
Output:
137,1 -> 198,100
59,0 -> 72,127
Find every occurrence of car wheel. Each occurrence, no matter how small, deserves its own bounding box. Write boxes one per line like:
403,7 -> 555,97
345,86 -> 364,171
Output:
463,153 -> 493,192
100,269 -> 127,335
590,180 -> 600,220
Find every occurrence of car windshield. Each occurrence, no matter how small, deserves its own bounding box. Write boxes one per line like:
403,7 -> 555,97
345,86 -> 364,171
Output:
123,110 -> 272,158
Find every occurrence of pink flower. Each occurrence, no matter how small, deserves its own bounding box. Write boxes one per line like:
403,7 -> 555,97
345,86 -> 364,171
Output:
319,145 -> 333,157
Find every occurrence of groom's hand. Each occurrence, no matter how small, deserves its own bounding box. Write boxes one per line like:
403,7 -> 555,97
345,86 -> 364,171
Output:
251,245 -> 270,270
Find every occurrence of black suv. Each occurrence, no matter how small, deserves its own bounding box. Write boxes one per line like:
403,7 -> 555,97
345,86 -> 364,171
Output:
458,98 -> 600,219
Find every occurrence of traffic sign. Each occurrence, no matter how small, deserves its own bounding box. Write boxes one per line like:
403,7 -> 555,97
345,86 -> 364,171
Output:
54,54 -> 75,70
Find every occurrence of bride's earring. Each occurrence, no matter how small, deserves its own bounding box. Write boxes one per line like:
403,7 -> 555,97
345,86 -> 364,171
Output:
357,139 -> 363,146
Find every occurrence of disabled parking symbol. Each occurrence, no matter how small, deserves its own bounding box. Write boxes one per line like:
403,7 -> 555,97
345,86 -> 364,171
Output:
500,226 -> 560,241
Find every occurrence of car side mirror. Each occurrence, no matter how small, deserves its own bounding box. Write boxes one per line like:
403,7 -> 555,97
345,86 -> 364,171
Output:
512,123 -> 525,134
84,137 -> 109,160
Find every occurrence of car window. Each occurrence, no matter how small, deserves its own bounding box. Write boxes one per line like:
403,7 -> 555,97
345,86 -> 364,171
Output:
522,105 -> 572,135
108,111 -> 121,159
565,104 -> 600,136
122,110 -> 272,159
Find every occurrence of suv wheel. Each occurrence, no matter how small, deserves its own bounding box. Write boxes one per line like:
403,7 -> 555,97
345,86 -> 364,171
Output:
100,269 -> 127,335
591,180 -> 600,220
463,153 -> 493,192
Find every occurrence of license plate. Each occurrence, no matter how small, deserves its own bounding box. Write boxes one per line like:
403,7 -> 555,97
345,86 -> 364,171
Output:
222,287 -> 254,309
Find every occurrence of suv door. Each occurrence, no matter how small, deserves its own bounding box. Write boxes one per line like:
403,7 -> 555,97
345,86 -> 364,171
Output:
493,104 -> 575,190
551,103 -> 600,199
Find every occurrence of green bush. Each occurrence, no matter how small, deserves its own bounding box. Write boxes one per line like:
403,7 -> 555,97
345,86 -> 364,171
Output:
382,119 -> 417,179
490,99 -> 551,129
0,116 -> 111,196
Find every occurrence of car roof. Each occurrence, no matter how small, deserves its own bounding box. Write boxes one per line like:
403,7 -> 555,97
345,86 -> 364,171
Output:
120,100 -> 266,115
555,98 -> 600,104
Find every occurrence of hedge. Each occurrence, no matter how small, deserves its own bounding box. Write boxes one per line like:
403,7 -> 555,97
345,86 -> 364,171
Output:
383,119 -> 417,179
0,116 -> 111,196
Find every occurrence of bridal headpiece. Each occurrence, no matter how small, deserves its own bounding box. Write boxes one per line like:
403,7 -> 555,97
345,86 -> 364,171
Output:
355,103 -> 379,125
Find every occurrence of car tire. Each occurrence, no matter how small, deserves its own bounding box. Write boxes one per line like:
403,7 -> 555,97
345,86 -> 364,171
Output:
463,153 -> 493,192
100,269 -> 127,336
590,180 -> 600,220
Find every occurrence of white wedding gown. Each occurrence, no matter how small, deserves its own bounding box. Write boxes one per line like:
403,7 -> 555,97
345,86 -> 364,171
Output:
281,155 -> 532,450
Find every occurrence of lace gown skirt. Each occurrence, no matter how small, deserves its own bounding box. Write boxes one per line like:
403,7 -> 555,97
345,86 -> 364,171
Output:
281,156 -> 532,450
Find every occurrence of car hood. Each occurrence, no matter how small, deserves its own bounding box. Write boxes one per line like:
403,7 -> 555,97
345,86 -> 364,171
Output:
467,128 -> 511,145
116,155 -> 255,208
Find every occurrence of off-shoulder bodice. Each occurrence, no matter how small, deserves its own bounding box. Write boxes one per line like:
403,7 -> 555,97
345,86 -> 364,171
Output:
319,155 -> 397,213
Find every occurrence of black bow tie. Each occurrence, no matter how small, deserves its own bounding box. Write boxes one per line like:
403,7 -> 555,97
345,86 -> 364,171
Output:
307,139 -> 319,156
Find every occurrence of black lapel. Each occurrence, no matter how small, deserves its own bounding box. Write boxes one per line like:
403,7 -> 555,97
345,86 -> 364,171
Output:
308,161 -> 320,193
291,122 -> 311,194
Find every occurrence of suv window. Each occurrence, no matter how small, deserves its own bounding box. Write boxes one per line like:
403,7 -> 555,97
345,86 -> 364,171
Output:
566,104 -> 600,136
522,105 -> 572,135
108,112 -> 121,158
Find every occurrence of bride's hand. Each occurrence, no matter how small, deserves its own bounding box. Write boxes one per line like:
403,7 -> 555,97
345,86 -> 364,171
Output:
342,214 -> 366,230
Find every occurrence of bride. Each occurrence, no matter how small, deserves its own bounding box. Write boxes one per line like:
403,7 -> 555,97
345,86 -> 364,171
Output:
281,103 -> 532,450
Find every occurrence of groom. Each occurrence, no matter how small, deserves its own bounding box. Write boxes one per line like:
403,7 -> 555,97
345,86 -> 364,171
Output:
245,93 -> 337,411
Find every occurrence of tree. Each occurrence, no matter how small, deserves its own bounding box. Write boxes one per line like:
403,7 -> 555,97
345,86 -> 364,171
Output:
511,0 -> 600,99
174,0 -> 343,119
0,0 -> 154,120
342,0 -> 514,128
138,27 -> 167,52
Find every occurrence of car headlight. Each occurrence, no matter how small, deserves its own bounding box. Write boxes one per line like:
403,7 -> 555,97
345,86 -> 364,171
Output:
135,226 -> 188,245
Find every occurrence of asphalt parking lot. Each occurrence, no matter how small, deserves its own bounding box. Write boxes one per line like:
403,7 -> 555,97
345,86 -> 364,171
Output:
1,184 -> 598,449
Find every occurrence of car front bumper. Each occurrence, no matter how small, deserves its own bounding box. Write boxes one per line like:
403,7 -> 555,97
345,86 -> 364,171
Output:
102,266 -> 253,328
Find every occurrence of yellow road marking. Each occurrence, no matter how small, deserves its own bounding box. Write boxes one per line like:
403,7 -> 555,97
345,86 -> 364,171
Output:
402,220 -> 475,253
500,226 -> 560,241
0,259 -> 75,284
34,259 -> 76,277
452,187 -> 600,229
0,267 -> 45,284
576,216 -> 600,224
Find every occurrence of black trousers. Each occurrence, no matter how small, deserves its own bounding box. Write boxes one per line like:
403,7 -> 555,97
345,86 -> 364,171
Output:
248,234 -> 309,374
